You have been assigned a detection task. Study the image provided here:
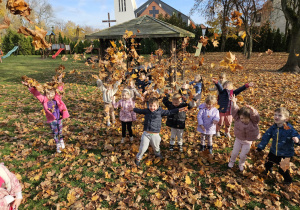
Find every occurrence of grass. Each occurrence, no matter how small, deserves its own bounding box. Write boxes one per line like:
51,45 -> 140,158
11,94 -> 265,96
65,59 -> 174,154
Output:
0,54 -> 300,209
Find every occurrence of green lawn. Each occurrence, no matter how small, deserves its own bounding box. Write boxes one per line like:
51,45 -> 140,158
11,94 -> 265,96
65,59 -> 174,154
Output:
0,54 -> 299,209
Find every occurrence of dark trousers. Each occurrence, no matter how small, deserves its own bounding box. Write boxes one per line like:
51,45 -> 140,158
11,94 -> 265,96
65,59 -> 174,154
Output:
122,121 -> 133,137
265,152 -> 292,183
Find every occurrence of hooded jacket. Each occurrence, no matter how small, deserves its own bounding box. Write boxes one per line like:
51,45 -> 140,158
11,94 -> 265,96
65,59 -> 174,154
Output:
133,107 -> 178,133
29,85 -> 69,123
257,122 -> 300,157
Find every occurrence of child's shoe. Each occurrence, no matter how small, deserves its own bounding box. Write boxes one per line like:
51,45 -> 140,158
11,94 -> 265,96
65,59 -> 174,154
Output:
107,121 -> 111,126
169,145 -> 174,151
155,153 -> 164,160
135,159 -> 140,166
112,120 -> 116,124
59,140 -> 65,149
208,145 -> 213,154
130,136 -> 134,142
225,133 -> 231,139
56,143 -> 62,153
179,145 -> 183,152
228,161 -> 234,168
121,138 -> 124,143
200,144 -> 205,151
216,132 -> 221,138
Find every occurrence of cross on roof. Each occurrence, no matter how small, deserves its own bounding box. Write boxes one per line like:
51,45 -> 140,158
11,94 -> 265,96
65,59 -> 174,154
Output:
149,6 -> 159,18
102,13 -> 116,27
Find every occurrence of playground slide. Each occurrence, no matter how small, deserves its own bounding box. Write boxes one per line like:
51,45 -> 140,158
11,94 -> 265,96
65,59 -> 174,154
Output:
2,46 -> 19,59
52,48 -> 64,59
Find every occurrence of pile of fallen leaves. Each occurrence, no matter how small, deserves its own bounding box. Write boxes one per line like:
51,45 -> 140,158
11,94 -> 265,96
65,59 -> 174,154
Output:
0,51 -> 300,209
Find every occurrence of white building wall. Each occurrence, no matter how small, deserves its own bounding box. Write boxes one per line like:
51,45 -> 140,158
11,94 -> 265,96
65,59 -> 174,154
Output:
269,0 -> 286,33
114,0 -> 137,24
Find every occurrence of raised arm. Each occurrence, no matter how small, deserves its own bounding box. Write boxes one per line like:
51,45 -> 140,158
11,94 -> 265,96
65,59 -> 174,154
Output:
213,79 -> 224,93
246,105 -> 260,124
96,79 -> 106,92
29,87 -> 45,103
162,93 -> 173,108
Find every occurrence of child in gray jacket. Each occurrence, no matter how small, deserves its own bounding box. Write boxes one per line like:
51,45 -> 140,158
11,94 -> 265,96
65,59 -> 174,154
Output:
133,97 -> 187,166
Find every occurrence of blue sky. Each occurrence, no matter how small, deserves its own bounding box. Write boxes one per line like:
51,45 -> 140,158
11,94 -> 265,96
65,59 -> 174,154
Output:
49,0 -> 206,30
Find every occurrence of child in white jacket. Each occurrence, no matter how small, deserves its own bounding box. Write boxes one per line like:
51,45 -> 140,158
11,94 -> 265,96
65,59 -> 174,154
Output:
97,77 -> 121,126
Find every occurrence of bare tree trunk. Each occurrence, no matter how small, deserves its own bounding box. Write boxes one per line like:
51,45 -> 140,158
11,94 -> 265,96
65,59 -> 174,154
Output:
279,0 -> 300,72
243,36 -> 247,55
247,31 -> 253,59
278,26 -> 300,73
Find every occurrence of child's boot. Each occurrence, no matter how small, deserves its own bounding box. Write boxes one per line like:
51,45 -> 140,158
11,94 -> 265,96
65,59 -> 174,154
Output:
169,144 -> 174,151
121,137 -> 124,143
179,145 -> 183,152
200,144 -> 205,151
216,132 -> 221,138
56,143 -> 62,153
225,132 -> 231,139
208,145 -> 213,154
130,136 -> 134,142
59,139 -> 65,149
135,159 -> 140,166
107,121 -> 111,126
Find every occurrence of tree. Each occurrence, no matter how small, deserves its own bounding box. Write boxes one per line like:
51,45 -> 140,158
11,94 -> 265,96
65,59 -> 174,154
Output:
233,0 -> 266,59
279,0 -> 300,72
27,0 -> 54,28
191,0 -> 234,52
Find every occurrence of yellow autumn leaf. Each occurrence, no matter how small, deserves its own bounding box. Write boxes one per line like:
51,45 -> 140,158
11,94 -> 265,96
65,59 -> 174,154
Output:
210,63 -> 215,69
185,175 -> 192,185
214,199 -> 223,208
91,195 -> 99,201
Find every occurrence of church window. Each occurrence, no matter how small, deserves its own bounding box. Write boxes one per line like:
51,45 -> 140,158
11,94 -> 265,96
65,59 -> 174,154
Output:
124,0 -> 126,11
119,0 -> 121,12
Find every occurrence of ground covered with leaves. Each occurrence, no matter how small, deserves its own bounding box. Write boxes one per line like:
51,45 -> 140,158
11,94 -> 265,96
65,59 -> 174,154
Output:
0,53 -> 300,209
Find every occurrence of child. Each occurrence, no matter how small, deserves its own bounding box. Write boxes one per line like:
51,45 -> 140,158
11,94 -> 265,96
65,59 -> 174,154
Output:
126,79 -> 143,101
178,82 -> 191,102
212,78 -> 254,138
96,77 -> 121,126
209,72 -> 227,92
136,72 -> 151,93
189,74 -> 204,106
197,95 -> 220,154
133,97 -> 187,166
228,95 -> 260,171
0,49 -> 3,63
22,74 -> 69,153
0,163 -> 23,210
112,89 -> 136,143
162,92 -> 195,152
256,107 -> 300,184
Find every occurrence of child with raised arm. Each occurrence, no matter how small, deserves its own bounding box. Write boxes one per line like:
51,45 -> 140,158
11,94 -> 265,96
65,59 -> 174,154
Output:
96,77 -> 121,126
209,72 -> 227,92
22,74 -> 69,153
228,95 -> 260,172
189,74 -> 204,106
133,97 -> 187,166
126,79 -> 143,101
256,107 -> 300,185
163,92 -> 195,152
0,163 -> 23,210
197,95 -> 220,154
212,78 -> 254,139
112,89 -> 136,143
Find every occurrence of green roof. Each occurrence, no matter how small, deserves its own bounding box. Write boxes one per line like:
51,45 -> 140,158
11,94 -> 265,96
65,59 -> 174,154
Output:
86,15 -> 195,39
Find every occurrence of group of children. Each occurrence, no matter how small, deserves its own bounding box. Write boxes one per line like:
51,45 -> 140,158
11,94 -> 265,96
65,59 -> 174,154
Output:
95,72 -> 299,185
17,71 -> 300,188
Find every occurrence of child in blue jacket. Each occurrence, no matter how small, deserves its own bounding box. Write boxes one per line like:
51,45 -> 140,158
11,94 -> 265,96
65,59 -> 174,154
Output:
256,107 -> 300,185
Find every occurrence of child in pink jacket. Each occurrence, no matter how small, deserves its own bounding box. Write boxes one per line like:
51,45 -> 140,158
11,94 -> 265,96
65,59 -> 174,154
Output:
228,95 -> 260,171
22,74 -> 69,153
113,89 -> 136,143
0,163 -> 23,210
